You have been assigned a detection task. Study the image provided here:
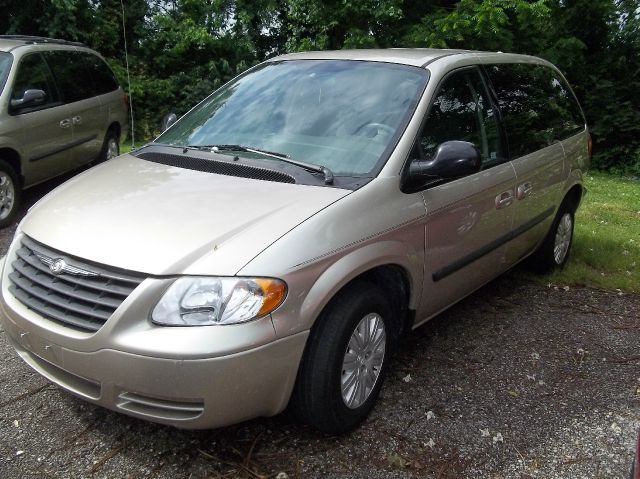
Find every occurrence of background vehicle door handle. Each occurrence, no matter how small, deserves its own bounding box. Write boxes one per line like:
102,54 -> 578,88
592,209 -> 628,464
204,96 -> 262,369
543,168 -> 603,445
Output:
72,116 -> 82,125
517,182 -> 533,200
495,191 -> 514,209
59,118 -> 71,129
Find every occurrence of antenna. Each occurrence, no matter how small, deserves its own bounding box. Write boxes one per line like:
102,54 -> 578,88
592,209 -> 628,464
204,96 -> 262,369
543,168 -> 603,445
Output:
120,0 -> 135,149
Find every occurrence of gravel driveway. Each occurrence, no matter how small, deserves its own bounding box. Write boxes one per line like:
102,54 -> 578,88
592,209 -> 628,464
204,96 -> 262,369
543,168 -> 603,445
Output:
0,174 -> 638,478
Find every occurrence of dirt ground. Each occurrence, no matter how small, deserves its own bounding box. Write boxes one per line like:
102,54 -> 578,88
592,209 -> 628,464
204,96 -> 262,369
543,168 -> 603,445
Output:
0,174 -> 638,478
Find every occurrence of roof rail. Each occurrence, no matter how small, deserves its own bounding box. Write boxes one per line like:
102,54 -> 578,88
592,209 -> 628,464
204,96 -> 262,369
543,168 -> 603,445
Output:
0,35 -> 87,48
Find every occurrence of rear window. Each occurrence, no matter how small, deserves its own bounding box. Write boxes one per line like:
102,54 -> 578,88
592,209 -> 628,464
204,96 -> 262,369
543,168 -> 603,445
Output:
486,63 -> 585,159
44,50 -> 119,103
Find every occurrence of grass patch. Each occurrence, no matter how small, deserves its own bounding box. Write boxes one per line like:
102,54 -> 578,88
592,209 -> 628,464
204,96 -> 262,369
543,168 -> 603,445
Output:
538,171 -> 640,292
120,139 -> 139,154
120,140 -> 133,154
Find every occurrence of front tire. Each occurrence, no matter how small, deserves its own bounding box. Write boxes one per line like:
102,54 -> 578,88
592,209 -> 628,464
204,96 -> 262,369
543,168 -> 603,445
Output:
0,160 -> 21,229
291,281 -> 394,434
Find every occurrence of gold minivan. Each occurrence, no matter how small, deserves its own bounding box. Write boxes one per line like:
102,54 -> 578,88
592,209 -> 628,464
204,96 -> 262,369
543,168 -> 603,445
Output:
0,35 -> 128,227
0,49 -> 589,434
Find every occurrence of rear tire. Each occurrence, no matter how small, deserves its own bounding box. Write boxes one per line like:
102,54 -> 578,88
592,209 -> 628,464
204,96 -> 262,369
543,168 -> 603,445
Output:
0,160 -> 21,229
97,128 -> 120,163
528,202 -> 575,273
291,281 -> 395,434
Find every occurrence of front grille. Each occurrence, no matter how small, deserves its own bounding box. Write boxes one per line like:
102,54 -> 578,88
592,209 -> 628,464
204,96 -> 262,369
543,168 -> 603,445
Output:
8,236 -> 145,332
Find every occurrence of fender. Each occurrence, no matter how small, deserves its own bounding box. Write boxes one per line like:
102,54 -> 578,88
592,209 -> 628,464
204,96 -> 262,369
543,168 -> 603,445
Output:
268,238 -> 424,338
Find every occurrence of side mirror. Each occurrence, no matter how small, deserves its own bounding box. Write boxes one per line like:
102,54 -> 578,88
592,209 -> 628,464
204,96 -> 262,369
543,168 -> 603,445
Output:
402,141 -> 481,193
10,89 -> 46,110
161,113 -> 178,132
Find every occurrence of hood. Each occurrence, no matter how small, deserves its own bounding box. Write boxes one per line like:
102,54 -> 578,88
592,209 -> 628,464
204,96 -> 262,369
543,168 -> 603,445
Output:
22,154 -> 350,275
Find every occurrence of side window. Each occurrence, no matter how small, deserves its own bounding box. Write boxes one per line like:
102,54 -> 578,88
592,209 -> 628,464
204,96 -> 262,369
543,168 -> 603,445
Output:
44,51 -> 97,103
546,70 -> 585,139
0,52 -> 12,93
417,68 -> 502,168
10,53 -> 60,112
86,54 -> 119,95
486,63 -> 585,159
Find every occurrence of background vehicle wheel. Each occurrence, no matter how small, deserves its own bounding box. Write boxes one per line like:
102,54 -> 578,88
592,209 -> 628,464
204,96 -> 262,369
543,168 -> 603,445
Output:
98,128 -> 120,163
291,281 -> 396,434
0,160 -> 21,229
528,202 -> 575,273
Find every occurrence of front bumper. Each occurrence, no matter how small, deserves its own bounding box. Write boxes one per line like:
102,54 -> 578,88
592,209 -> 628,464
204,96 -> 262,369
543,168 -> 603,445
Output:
0,236 -> 308,428
0,303 -> 307,428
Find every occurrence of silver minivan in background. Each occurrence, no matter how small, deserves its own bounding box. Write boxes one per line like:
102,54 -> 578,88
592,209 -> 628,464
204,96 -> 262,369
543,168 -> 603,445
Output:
0,35 -> 128,227
0,49 -> 590,434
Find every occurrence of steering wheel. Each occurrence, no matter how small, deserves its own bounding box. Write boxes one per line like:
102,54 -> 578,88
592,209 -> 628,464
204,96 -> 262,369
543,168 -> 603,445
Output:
354,122 -> 395,138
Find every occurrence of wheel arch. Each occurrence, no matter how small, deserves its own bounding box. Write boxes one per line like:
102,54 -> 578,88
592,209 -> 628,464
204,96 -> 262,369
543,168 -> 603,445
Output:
0,147 -> 23,184
107,121 -> 121,140
298,241 -> 419,341
563,183 -> 583,213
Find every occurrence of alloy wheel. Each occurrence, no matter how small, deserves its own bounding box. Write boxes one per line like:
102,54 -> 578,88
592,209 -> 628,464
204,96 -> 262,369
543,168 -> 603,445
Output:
341,313 -> 386,409
0,172 -> 15,221
553,212 -> 573,264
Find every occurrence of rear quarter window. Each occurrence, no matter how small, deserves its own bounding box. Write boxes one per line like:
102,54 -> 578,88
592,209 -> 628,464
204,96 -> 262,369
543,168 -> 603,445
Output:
486,63 -> 585,159
86,54 -> 119,95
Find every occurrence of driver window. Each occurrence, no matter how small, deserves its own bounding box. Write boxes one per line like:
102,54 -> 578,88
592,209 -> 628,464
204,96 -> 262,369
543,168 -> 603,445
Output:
416,68 -> 502,168
11,53 -> 60,112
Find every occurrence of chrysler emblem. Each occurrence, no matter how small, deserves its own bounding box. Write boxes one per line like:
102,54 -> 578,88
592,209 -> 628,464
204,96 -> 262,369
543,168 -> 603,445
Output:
34,251 -> 99,277
50,258 -> 67,275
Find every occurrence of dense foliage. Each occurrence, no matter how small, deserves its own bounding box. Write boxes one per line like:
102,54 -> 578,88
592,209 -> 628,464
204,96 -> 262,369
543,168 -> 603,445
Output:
2,0 -> 639,174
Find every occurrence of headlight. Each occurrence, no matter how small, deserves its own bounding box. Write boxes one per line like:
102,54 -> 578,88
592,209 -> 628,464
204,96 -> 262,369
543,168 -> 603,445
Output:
151,277 -> 286,326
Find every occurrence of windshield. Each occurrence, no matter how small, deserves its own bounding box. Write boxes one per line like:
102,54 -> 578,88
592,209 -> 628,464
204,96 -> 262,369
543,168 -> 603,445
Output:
0,52 -> 13,95
156,60 -> 428,176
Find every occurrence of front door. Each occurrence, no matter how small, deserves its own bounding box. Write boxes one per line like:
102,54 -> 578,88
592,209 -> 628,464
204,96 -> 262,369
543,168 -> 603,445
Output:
43,51 -> 106,168
9,53 -> 74,185
412,67 -> 517,323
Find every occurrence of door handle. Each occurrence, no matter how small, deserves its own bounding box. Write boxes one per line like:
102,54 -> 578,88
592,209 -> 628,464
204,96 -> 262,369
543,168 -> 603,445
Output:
72,115 -> 82,125
495,190 -> 514,209
516,182 -> 533,200
59,118 -> 71,129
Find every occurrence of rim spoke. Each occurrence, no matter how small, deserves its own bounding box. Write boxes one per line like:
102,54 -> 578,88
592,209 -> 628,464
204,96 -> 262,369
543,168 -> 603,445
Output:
347,370 -> 361,407
348,334 -> 363,355
356,374 -> 367,405
342,351 -> 358,371
371,348 -> 385,364
342,367 -> 358,391
371,328 -> 385,351
363,316 -> 371,343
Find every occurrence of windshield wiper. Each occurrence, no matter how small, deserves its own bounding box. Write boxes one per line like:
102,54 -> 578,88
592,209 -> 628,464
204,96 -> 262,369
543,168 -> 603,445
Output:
185,144 -> 334,185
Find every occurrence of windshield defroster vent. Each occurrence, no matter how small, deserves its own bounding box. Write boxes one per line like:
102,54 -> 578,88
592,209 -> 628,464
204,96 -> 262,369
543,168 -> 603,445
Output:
136,152 -> 296,184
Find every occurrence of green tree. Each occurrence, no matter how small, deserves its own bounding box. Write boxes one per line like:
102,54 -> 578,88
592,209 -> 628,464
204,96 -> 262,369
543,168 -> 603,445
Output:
1,0 -> 639,172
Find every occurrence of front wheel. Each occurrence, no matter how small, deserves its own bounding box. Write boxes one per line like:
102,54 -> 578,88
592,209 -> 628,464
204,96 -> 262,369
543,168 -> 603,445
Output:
291,281 -> 394,434
0,160 -> 21,229
528,204 -> 575,273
